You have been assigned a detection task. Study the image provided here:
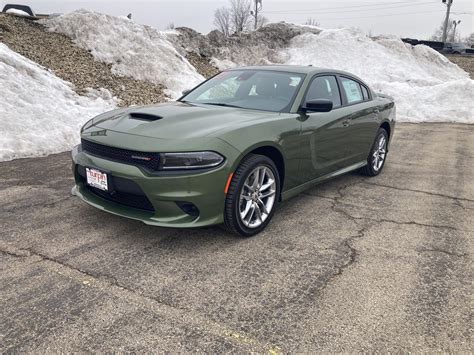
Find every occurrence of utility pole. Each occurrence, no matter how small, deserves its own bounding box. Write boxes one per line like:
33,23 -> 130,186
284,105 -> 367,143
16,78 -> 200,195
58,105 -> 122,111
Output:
442,0 -> 453,43
251,0 -> 263,30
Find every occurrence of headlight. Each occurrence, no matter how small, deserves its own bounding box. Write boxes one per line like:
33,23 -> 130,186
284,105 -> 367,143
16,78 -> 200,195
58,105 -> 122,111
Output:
161,152 -> 224,170
81,118 -> 94,133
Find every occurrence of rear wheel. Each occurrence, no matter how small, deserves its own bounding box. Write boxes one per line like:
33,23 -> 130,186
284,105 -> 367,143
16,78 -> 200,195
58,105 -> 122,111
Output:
224,154 -> 280,237
360,128 -> 388,176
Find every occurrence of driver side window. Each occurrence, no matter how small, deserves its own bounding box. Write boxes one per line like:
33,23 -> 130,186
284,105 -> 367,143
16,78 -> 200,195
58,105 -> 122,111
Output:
195,76 -> 240,101
305,76 -> 342,108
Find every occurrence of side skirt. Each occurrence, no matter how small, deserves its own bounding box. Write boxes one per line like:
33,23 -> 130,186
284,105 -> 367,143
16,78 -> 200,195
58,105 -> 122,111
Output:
281,161 -> 367,201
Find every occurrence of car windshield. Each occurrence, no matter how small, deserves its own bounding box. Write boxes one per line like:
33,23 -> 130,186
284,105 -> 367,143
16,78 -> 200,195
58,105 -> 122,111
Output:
181,70 -> 305,112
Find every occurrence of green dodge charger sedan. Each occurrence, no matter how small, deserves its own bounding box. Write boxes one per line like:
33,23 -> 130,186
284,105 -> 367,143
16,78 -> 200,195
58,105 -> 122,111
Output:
72,65 -> 396,236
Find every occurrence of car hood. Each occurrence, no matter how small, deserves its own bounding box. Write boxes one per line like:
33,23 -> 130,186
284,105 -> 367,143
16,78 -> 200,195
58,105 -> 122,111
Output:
88,102 -> 279,139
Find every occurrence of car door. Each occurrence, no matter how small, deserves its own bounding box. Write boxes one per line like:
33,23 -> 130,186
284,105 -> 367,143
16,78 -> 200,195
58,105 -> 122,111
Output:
338,76 -> 380,164
299,74 -> 354,182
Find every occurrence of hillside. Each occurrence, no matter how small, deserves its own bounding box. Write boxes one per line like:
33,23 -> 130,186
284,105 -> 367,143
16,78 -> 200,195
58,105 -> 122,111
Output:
1,10 -> 473,161
0,13 -> 165,106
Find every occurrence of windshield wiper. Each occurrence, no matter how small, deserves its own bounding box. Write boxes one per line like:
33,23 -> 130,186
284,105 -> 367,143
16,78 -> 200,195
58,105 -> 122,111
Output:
202,102 -> 243,109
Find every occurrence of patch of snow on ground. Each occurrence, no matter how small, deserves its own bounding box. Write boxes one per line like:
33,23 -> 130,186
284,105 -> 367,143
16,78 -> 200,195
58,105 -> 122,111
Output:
43,10 -> 204,98
281,28 -> 473,123
0,43 -> 116,161
211,57 -> 238,71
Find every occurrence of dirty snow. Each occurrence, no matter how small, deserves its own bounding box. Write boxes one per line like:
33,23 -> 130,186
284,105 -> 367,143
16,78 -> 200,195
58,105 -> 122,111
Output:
0,43 -> 116,161
2,12 -> 473,161
5,8 -> 31,17
42,11 -> 473,123
43,10 -> 204,98
279,28 -> 474,123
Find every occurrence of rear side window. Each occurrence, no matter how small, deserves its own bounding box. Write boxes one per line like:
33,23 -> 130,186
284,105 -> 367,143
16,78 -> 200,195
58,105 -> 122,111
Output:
340,77 -> 363,104
305,76 -> 341,108
361,85 -> 370,101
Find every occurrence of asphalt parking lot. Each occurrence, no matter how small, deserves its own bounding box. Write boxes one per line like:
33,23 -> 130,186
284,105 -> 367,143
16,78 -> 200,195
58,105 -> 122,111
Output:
1,123 -> 472,352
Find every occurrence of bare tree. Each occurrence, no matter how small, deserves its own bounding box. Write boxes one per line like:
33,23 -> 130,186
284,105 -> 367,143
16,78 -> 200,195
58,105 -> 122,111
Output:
214,7 -> 232,37
214,0 -> 261,35
304,18 -> 319,27
430,20 -> 460,42
165,23 -> 175,30
256,14 -> 268,29
464,33 -> 474,47
230,0 -> 252,33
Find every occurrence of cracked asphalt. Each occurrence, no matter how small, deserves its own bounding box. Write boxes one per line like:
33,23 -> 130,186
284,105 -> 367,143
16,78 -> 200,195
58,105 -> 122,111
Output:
1,123 -> 472,352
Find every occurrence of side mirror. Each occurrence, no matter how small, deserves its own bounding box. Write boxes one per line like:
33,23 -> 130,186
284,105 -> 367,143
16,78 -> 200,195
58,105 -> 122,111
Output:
182,89 -> 191,96
302,99 -> 333,113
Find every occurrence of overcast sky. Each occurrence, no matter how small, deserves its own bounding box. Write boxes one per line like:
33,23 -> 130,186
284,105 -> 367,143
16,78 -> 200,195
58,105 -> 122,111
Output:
1,0 -> 472,39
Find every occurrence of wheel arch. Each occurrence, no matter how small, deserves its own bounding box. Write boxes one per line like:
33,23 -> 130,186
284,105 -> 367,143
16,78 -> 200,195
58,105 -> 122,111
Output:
232,143 -> 286,200
380,121 -> 392,148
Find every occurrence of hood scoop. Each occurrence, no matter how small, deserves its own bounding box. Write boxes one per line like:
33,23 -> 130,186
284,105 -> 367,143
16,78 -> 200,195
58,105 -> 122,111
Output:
129,112 -> 163,121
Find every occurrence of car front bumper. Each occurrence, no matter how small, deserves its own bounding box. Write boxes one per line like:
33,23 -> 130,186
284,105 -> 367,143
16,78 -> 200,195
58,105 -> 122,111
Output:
71,143 -> 239,228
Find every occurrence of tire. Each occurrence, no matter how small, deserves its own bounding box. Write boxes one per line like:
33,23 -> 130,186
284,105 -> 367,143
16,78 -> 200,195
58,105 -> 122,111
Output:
360,128 -> 389,177
224,154 -> 280,237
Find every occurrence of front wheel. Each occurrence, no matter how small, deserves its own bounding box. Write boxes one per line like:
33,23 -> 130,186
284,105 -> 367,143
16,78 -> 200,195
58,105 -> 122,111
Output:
224,154 -> 280,237
360,128 -> 388,176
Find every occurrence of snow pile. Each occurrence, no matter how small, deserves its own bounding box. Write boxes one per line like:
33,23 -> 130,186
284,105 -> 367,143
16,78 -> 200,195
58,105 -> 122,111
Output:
43,10 -> 204,98
5,8 -> 31,17
0,43 -> 116,161
1,13 -> 472,163
41,11 -> 473,122
280,28 -> 473,123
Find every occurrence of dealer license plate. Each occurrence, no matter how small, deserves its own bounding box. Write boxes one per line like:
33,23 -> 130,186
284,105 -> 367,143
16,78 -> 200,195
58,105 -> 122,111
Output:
86,168 -> 108,191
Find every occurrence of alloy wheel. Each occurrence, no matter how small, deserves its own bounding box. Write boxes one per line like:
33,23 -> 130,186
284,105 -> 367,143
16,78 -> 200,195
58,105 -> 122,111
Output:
372,135 -> 387,172
238,166 -> 276,228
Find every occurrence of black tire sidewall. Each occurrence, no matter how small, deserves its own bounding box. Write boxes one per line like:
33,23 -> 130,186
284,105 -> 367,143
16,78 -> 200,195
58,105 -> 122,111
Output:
367,129 -> 388,176
227,155 -> 280,237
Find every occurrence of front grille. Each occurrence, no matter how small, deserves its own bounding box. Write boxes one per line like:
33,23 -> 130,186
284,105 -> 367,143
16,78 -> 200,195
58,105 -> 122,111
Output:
76,165 -> 155,213
81,139 -> 160,171
86,185 -> 155,212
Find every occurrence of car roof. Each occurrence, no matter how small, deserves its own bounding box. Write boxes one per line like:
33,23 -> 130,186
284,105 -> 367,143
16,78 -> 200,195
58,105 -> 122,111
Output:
229,64 -> 351,75
227,65 -> 367,84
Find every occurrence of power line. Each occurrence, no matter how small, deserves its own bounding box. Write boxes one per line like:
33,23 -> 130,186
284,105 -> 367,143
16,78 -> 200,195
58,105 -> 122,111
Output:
263,1 -> 437,14
265,2 -> 436,16
264,2 -> 436,15
263,0 -> 422,13
280,9 -> 444,21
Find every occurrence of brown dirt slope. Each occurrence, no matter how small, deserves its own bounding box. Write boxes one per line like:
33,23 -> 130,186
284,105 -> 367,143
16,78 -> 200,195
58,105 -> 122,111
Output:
0,13 -> 165,106
185,52 -> 219,78
446,55 -> 474,78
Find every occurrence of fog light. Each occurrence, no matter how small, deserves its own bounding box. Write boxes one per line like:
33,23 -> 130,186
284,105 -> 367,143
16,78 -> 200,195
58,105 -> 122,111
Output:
176,201 -> 200,218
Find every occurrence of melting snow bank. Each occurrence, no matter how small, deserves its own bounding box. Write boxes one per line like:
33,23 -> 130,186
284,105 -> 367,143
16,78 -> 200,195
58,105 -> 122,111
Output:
281,29 -> 474,123
42,12 -> 474,122
201,25 -> 473,123
0,43 -> 116,161
43,10 -> 204,98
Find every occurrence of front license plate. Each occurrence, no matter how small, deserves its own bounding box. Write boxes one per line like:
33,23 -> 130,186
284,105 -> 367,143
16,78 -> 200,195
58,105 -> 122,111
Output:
86,168 -> 108,191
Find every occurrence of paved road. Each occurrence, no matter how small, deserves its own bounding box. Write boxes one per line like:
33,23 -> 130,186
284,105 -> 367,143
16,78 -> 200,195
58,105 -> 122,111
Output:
1,123 -> 472,352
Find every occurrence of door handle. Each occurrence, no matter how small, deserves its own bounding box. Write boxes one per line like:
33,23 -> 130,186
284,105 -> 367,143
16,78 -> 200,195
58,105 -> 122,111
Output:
372,108 -> 380,119
342,120 -> 350,127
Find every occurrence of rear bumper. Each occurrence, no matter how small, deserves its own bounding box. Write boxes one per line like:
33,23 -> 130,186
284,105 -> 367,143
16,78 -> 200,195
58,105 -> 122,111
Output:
71,144 -> 238,228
